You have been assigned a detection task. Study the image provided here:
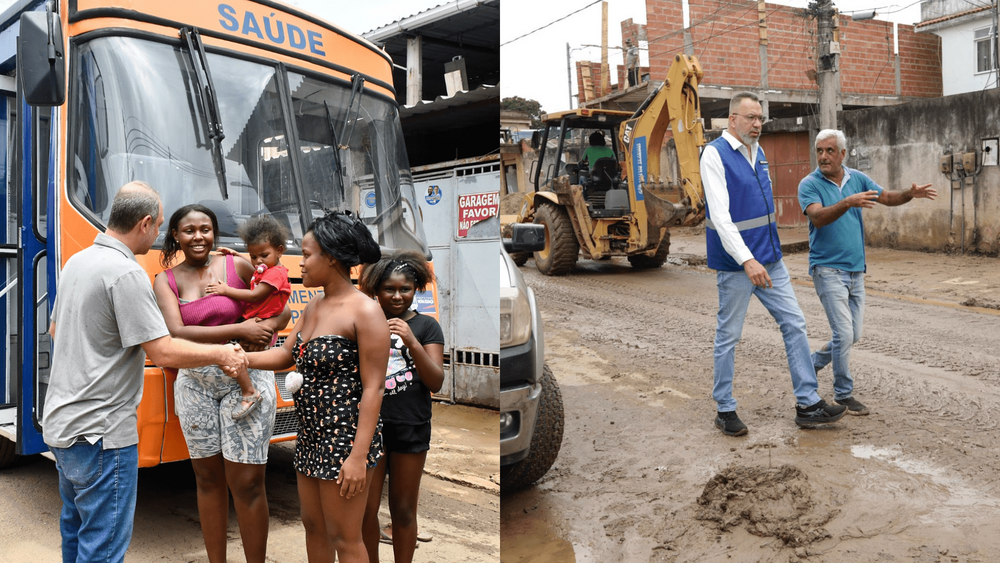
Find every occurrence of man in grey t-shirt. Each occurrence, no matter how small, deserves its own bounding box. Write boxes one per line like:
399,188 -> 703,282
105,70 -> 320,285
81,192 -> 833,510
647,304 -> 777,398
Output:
43,182 -> 247,563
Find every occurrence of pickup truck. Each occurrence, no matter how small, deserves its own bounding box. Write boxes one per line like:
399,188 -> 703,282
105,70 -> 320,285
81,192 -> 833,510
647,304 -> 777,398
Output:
500,223 -> 564,490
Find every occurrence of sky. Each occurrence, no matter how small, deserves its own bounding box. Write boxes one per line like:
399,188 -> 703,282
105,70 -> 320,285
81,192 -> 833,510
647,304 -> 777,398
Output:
283,0 -> 446,36
501,0 -> 925,115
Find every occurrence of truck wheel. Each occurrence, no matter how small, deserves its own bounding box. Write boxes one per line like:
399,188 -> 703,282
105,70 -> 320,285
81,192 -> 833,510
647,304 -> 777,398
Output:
533,203 -> 578,276
0,436 -> 17,469
501,365 -> 564,491
510,252 -> 530,267
628,233 -> 671,269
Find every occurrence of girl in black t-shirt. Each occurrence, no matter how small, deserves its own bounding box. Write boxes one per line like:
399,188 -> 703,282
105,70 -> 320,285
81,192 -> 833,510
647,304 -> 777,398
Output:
359,251 -> 444,563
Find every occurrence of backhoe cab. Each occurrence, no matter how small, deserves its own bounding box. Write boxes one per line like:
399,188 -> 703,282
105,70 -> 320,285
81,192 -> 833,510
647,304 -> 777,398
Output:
520,54 -> 707,275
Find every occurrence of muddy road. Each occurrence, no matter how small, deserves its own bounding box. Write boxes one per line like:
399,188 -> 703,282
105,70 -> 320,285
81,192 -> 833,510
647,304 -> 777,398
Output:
501,233 -> 1000,563
0,403 -> 499,562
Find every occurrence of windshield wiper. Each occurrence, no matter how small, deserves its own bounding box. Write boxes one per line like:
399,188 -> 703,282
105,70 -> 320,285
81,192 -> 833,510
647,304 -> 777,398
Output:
323,100 -> 346,191
339,74 -> 365,151
180,27 -> 229,200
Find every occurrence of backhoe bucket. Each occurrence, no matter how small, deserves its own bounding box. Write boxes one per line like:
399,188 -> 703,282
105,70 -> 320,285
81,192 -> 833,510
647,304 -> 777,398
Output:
642,185 -> 686,244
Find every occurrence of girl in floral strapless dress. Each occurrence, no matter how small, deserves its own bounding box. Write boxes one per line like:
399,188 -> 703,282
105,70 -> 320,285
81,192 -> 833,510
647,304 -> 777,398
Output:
292,333 -> 383,479
247,210 -> 389,563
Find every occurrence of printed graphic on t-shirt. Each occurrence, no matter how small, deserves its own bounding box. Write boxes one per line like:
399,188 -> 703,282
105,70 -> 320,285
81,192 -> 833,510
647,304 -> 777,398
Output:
384,334 -> 415,394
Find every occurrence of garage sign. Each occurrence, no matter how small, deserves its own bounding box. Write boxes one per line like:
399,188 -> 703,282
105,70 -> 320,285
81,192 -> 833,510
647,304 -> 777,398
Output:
457,191 -> 499,237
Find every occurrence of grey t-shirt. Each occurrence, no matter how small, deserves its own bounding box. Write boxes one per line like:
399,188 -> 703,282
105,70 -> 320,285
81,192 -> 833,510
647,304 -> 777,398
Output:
42,233 -> 170,450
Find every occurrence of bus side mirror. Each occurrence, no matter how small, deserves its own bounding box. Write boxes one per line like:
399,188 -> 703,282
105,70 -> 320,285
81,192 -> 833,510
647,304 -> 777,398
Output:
18,8 -> 66,106
530,130 -> 541,150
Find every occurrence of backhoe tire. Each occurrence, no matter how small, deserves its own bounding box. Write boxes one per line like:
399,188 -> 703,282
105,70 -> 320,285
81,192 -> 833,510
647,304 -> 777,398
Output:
0,436 -> 17,468
501,365 -> 563,491
533,202 -> 578,276
628,233 -> 671,269
510,252 -> 530,267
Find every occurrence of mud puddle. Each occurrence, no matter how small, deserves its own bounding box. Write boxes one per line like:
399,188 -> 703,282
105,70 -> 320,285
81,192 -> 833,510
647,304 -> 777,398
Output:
500,491 -> 577,563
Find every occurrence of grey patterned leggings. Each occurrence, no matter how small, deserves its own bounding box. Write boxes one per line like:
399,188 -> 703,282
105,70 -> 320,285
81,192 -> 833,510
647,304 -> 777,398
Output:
174,366 -> 276,464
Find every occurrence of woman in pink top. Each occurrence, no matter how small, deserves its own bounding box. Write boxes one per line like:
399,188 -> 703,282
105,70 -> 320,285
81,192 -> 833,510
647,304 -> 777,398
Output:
153,204 -> 289,563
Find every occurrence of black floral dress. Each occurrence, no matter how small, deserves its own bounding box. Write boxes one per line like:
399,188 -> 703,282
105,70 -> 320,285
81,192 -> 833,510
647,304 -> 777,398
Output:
293,334 -> 383,480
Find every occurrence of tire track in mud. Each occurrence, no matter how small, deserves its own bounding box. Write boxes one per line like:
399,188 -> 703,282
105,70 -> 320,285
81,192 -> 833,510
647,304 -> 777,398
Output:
528,262 -> 1000,427
536,262 -> 1000,431
523,259 -> 1000,550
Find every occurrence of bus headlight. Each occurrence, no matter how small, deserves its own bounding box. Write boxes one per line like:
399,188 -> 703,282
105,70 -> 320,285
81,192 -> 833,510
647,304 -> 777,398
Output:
500,286 -> 531,347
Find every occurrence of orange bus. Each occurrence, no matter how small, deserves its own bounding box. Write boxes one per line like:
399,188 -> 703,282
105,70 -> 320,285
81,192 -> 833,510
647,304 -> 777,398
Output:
0,0 -> 438,467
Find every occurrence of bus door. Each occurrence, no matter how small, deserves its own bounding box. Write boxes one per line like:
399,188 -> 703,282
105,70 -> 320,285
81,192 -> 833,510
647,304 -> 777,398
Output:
13,87 -> 53,460
0,71 -> 51,462
0,77 -> 18,463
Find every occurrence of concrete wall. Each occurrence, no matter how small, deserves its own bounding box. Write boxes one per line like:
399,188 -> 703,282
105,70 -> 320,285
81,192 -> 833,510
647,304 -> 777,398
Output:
644,0 -> 941,98
840,88 -> 1000,254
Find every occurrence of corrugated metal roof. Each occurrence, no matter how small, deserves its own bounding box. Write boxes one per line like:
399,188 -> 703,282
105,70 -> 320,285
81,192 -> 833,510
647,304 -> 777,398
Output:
400,83 -> 498,116
362,0 -> 499,105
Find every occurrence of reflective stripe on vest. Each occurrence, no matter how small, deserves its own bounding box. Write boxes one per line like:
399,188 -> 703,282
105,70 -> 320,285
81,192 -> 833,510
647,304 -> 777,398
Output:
705,212 -> 776,231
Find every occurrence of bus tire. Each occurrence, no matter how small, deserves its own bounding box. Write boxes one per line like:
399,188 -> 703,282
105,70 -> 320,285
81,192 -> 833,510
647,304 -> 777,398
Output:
0,436 -> 17,468
628,233 -> 671,269
501,365 -> 563,491
533,203 -> 578,276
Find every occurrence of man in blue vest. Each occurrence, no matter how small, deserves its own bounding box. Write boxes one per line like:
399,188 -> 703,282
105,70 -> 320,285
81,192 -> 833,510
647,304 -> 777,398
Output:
799,130 -> 935,416
701,92 -> 846,436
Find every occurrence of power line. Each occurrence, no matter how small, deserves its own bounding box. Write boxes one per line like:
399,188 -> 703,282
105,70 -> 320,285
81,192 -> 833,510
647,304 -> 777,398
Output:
501,0 -> 602,47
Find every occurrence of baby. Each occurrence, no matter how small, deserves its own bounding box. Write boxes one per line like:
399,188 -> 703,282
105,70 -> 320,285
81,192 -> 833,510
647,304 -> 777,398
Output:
207,215 -> 291,419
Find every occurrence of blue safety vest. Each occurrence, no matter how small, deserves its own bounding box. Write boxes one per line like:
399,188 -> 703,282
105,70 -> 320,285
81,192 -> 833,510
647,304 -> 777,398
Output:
705,136 -> 781,271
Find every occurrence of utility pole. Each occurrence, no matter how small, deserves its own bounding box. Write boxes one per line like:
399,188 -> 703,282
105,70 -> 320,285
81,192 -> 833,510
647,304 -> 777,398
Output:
757,0 -> 769,119
567,42 -> 574,108
810,0 -> 841,129
994,0 -> 998,88
601,2 -> 609,95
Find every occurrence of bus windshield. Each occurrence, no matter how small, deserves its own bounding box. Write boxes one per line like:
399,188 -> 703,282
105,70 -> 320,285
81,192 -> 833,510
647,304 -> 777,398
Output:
69,35 -> 429,255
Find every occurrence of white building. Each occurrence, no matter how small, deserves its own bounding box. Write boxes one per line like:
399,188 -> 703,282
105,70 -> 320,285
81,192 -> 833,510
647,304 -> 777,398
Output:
916,0 -> 998,95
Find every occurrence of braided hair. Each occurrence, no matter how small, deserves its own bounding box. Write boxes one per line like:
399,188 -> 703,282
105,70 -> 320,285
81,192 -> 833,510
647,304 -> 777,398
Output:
307,210 -> 381,268
359,250 -> 434,297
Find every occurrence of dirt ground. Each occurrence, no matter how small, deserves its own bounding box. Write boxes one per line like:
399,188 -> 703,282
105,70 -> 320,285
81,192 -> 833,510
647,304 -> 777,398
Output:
0,402 -> 499,562
501,226 -> 1000,563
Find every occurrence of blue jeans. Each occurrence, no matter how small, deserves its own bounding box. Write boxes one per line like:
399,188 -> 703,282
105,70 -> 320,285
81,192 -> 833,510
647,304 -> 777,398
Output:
811,266 -> 865,401
713,259 -> 821,411
50,439 -> 138,563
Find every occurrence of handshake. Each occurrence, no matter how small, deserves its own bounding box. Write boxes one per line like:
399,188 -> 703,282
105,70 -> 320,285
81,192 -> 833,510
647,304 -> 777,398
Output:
219,342 -> 250,377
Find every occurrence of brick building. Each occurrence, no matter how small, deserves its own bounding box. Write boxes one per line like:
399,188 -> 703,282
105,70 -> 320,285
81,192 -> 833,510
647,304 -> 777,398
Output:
577,0 -> 944,226
601,0 -> 943,119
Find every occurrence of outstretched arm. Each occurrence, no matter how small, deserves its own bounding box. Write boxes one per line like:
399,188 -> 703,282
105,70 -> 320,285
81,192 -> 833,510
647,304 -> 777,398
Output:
878,182 -> 936,207
804,190 -> 880,228
143,336 -> 247,375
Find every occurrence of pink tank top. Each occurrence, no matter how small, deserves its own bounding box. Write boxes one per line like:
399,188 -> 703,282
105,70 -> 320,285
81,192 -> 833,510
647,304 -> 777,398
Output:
165,255 -> 247,327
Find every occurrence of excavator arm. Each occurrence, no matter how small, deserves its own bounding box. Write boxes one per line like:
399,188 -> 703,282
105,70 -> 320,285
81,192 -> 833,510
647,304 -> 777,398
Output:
618,54 -> 706,226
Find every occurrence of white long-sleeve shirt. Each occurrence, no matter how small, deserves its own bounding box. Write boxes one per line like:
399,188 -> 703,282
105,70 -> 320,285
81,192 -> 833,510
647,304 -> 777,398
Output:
700,130 -> 760,267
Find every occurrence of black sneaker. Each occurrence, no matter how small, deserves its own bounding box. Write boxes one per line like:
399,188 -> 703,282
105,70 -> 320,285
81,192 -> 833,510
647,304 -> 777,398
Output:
715,411 -> 748,436
835,396 -> 870,416
794,399 -> 847,428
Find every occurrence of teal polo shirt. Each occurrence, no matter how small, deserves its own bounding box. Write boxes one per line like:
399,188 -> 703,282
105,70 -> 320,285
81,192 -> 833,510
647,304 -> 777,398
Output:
797,166 -> 883,274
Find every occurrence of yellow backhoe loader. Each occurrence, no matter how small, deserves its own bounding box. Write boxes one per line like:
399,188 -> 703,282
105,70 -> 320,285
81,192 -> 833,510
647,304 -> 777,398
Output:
515,54 -> 707,275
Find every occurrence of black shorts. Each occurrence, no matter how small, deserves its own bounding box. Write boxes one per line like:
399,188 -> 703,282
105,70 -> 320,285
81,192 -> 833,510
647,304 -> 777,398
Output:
381,421 -> 431,454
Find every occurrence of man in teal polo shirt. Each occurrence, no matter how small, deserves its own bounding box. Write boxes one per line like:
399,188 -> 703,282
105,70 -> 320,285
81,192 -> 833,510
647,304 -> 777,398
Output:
798,129 -> 936,415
